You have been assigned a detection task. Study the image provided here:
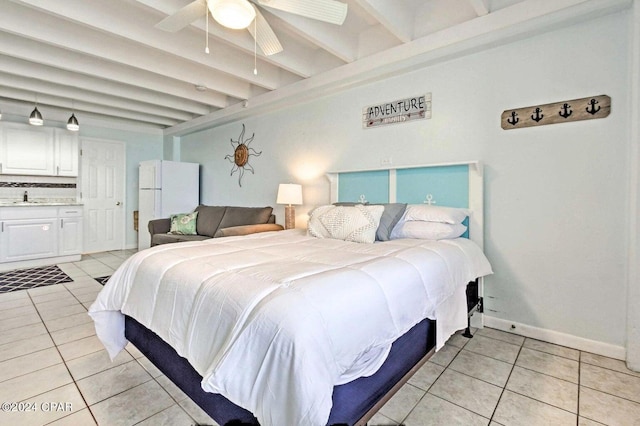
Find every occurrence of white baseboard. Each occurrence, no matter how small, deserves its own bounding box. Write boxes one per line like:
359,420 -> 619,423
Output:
483,315 -> 626,361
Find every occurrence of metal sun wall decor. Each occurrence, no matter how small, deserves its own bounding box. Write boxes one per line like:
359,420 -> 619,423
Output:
501,95 -> 611,130
224,124 -> 262,187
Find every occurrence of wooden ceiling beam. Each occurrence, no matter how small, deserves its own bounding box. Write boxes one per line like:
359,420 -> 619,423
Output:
352,0 -> 415,43
469,0 -> 490,16
0,86 -> 180,127
0,72 -> 196,122
0,1 -> 253,100
0,55 -> 211,116
13,0 -> 288,92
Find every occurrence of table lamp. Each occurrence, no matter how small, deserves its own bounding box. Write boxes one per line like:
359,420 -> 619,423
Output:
276,183 -> 302,230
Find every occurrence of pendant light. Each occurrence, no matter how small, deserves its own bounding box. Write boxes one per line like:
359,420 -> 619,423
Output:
28,103 -> 43,126
66,100 -> 79,131
66,113 -> 79,132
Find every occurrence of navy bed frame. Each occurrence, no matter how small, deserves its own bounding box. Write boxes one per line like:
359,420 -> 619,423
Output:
124,279 -> 481,426
125,315 -> 435,426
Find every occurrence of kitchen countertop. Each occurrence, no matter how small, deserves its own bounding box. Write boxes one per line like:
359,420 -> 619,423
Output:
0,200 -> 83,207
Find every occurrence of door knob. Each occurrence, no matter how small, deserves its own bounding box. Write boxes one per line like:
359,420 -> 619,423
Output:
116,201 -> 122,206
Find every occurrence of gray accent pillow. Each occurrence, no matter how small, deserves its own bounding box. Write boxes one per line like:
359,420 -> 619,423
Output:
194,205 -> 227,237
375,203 -> 407,241
218,206 -> 273,229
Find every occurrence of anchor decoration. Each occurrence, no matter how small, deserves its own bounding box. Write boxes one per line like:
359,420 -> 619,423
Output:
507,111 -> 519,126
559,103 -> 572,119
501,95 -> 610,130
586,98 -> 601,115
423,194 -> 437,205
531,107 -> 544,123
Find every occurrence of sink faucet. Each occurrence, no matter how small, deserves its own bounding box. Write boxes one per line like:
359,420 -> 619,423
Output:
23,191 -> 28,202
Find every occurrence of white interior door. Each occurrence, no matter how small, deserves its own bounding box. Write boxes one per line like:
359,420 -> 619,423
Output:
80,138 -> 125,253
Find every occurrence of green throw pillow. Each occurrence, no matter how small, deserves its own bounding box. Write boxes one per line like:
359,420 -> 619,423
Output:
169,212 -> 198,235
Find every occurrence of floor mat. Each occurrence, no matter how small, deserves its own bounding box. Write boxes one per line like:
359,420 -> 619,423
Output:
0,265 -> 73,293
94,275 -> 111,286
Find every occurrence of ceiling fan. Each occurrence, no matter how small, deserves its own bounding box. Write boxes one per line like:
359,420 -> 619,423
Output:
156,0 -> 348,56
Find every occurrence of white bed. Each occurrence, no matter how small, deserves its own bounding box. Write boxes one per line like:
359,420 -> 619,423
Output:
90,228 -> 491,426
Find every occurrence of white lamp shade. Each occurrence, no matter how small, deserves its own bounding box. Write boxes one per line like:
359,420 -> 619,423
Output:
208,0 -> 256,30
277,183 -> 302,205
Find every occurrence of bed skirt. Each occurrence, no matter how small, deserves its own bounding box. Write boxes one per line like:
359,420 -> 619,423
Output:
124,315 -> 436,426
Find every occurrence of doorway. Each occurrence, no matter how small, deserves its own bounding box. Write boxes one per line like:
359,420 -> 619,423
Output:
80,138 -> 125,253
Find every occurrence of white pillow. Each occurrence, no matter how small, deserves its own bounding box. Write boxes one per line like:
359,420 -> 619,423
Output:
390,221 -> 467,240
403,205 -> 469,224
308,205 -> 385,243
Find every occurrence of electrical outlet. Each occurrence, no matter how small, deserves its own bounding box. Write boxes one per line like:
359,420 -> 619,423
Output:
380,157 -> 393,166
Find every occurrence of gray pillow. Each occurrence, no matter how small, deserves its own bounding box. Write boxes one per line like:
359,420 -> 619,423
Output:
333,202 -> 406,241
375,203 -> 407,241
194,205 -> 227,237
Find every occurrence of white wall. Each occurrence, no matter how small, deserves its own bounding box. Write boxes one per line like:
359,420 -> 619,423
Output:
180,11 -> 632,355
626,0 -> 640,370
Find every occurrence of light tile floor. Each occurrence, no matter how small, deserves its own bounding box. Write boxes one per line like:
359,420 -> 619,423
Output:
0,251 -> 639,425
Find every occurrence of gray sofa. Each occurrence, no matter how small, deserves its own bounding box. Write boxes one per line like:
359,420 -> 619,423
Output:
148,205 -> 283,246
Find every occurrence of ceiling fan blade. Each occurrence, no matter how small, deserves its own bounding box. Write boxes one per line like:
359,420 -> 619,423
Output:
248,6 -> 283,56
155,0 -> 207,32
256,0 -> 347,25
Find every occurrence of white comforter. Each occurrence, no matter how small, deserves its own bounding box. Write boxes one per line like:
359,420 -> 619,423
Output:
89,230 -> 492,426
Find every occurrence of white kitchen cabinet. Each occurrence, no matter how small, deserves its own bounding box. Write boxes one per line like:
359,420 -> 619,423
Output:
0,206 -> 83,268
54,129 -> 79,176
0,123 -> 78,177
0,218 -> 58,263
0,123 -> 55,175
59,207 -> 83,256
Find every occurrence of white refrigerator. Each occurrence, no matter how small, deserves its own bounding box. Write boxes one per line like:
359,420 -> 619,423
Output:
138,160 -> 199,250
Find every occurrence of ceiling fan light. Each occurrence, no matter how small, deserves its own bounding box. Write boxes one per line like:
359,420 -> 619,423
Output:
29,106 -> 43,126
67,113 -> 79,131
208,0 -> 256,30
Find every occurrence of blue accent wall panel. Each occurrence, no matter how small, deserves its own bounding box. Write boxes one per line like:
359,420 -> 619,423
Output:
396,165 -> 469,207
338,170 -> 389,203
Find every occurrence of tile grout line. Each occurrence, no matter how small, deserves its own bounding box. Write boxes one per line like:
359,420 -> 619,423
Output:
396,339 -> 468,424
133,368 -> 201,426
23,288 -> 100,426
55,252 -> 185,424
401,331 -> 489,424
483,335 -> 584,420
577,351 -> 581,426
399,337 -> 468,424
0,289 -> 97,424
0,251 -> 129,425
487,337 -> 524,423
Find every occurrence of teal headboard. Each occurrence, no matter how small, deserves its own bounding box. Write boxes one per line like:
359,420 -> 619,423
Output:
326,161 -> 484,248
338,170 -> 390,204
